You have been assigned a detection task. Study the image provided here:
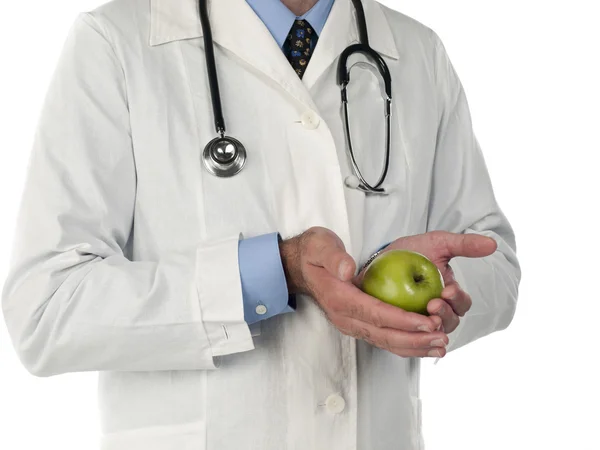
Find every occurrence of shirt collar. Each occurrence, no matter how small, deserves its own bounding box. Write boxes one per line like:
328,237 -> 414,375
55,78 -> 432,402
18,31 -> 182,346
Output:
246,0 -> 336,48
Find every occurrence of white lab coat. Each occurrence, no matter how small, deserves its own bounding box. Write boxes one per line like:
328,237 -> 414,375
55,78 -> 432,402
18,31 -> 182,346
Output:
1,0 -> 520,448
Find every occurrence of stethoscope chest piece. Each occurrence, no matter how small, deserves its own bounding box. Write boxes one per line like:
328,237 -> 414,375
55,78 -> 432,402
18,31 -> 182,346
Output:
202,135 -> 247,177
197,0 -> 389,191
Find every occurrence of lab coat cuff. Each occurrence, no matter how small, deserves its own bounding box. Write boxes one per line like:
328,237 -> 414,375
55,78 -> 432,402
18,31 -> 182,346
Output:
196,234 -> 255,357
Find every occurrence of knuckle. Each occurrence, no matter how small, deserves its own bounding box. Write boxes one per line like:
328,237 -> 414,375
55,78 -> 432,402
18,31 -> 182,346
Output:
447,284 -> 459,298
344,302 -> 357,317
332,319 -> 352,336
364,336 -> 377,347
429,230 -> 448,244
346,327 -> 359,340
303,228 -> 328,255
306,235 -> 323,256
370,309 -> 385,328
306,226 -> 326,238
299,229 -> 315,250
356,304 -> 367,321
306,227 -> 337,246
347,326 -> 370,341
454,315 -> 461,329
380,335 -> 393,352
342,328 -> 358,339
447,317 -> 460,333
411,336 -> 422,349
463,294 -> 473,311
327,296 -> 345,315
359,327 -> 371,341
347,302 -> 366,320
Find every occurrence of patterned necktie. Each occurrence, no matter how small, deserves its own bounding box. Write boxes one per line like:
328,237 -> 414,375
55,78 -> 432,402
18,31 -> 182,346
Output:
284,19 -> 318,79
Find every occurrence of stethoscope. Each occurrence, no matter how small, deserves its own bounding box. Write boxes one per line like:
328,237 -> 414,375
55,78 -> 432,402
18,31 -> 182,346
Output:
199,0 -> 393,195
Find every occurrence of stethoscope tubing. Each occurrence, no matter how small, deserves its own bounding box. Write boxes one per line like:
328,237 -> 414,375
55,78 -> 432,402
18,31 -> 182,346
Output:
199,0 -> 226,136
198,0 -> 393,195
338,39 -> 393,193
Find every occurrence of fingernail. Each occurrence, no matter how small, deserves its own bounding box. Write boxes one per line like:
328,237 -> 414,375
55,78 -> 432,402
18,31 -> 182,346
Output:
338,261 -> 349,280
417,325 -> 432,333
430,339 -> 446,348
428,349 -> 443,357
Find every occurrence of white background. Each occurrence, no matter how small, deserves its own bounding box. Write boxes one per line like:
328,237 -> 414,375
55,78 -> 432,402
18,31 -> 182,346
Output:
0,1 -> 598,449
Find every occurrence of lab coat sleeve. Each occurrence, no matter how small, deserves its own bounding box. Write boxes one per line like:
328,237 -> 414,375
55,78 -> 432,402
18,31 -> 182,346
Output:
1,13 -> 255,377
427,32 -> 521,352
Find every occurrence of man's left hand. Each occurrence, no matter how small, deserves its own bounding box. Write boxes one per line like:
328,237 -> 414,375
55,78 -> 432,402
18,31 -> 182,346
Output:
356,231 -> 497,334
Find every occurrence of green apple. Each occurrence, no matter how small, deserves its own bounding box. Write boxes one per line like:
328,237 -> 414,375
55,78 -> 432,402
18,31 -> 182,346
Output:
361,250 -> 444,315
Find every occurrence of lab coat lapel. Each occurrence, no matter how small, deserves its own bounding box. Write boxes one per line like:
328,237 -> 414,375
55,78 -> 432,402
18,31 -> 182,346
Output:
211,0 -> 320,110
302,0 -> 401,90
151,0 -> 317,110
301,0 -> 356,89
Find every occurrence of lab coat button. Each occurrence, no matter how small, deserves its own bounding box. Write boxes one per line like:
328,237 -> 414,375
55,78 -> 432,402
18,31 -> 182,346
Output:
301,111 -> 320,130
255,305 -> 268,315
325,394 -> 346,414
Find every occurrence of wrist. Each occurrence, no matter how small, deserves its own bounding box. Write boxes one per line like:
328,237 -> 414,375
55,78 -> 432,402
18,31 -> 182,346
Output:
279,237 -> 304,295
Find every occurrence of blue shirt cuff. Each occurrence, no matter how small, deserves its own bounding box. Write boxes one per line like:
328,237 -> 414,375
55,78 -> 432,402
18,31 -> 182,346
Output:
239,232 -> 296,325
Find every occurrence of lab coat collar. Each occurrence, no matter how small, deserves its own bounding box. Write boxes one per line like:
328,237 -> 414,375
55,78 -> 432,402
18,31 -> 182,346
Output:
150,0 -> 399,110
149,0 -> 400,60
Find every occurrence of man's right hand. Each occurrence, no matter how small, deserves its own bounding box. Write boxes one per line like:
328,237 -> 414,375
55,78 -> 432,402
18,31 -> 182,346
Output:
279,227 -> 448,358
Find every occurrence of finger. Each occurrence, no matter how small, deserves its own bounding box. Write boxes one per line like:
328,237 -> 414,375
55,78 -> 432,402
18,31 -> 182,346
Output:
391,347 -> 447,358
403,347 -> 447,358
342,318 -> 449,351
437,232 -> 498,260
427,298 -> 460,333
338,285 -> 442,332
441,284 -> 472,317
305,229 -> 356,281
359,340 -> 447,358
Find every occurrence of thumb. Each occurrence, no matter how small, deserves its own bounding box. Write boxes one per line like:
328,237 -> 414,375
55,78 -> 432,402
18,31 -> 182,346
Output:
310,243 -> 356,281
443,232 -> 498,259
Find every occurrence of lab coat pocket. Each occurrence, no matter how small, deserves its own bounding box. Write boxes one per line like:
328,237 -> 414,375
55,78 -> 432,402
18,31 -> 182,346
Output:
100,420 -> 206,450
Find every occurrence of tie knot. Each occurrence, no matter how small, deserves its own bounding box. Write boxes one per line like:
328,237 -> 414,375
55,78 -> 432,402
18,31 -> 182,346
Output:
285,19 -> 318,79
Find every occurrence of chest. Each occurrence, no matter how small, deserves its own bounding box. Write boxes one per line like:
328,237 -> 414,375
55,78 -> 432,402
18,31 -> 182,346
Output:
120,39 -> 440,261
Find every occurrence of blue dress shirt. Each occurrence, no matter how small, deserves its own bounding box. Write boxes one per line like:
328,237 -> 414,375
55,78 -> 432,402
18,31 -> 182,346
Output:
238,1 -> 335,325
246,0 -> 335,49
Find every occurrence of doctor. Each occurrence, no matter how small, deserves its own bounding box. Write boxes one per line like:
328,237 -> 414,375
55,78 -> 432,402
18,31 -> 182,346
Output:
1,0 -> 521,449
